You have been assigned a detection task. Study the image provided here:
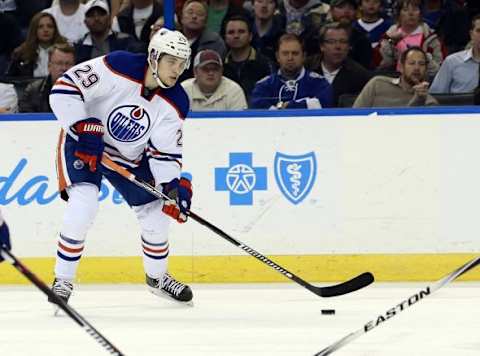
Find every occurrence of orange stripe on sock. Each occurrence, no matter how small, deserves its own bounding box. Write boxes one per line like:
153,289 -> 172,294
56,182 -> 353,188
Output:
142,244 -> 169,254
58,241 -> 84,254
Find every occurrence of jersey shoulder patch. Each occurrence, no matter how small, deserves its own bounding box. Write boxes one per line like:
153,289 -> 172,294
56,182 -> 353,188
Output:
104,51 -> 147,83
157,84 -> 190,119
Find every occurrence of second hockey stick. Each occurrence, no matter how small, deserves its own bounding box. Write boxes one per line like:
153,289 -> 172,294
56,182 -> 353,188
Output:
0,247 -> 125,356
314,255 -> 480,355
101,154 -> 374,298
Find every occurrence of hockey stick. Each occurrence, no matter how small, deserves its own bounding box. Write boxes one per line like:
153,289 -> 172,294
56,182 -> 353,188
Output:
101,154 -> 374,298
0,248 -> 125,356
314,255 -> 480,355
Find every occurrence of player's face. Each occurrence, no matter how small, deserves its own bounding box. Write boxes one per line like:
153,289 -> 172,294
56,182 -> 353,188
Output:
181,2 -> 207,31
276,40 -> 304,77
48,50 -> 75,82
157,54 -> 187,87
225,20 -> 252,50
194,63 -> 222,93
37,16 -> 55,44
470,19 -> 480,51
400,50 -> 427,86
254,0 -> 275,20
84,8 -> 111,35
320,29 -> 350,66
331,4 -> 357,25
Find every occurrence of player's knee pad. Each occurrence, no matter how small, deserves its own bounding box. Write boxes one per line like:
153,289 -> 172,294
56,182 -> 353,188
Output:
61,183 -> 100,240
133,199 -> 170,243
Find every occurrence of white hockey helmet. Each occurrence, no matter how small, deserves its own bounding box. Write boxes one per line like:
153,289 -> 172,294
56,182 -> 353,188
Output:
147,28 -> 191,88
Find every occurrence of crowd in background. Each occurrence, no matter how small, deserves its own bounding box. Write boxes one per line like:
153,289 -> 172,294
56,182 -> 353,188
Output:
0,0 -> 480,113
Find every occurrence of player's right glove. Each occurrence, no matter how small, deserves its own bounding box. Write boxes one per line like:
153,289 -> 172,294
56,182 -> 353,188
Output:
73,118 -> 105,173
161,177 -> 192,223
0,218 -> 11,263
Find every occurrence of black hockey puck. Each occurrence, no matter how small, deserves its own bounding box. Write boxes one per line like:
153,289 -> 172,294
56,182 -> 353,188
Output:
321,309 -> 336,315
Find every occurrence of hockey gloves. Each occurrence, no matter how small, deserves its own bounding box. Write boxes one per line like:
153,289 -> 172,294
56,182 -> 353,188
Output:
0,220 -> 11,262
161,177 -> 192,223
73,118 -> 105,172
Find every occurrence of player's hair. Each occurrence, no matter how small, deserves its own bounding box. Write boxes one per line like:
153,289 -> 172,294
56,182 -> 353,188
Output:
48,43 -> 76,61
318,22 -> 351,44
277,33 -> 304,52
12,12 -> 67,65
399,46 -> 428,65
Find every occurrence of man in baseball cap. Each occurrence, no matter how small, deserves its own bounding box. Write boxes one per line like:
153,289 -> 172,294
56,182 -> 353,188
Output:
76,0 -> 140,63
85,0 -> 110,16
181,49 -> 247,110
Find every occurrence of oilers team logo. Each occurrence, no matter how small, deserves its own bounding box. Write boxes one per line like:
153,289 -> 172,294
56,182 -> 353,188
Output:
274,152 -> 317,205
107,105 -> 151,142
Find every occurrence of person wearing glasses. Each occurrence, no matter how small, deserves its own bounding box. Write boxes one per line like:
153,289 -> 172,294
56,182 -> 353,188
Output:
306,22 -> 372,107
19,43 -> 75,113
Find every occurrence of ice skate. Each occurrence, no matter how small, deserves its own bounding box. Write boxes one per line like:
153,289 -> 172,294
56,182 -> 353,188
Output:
48,278 -> 73,315
146,273 -> 193,305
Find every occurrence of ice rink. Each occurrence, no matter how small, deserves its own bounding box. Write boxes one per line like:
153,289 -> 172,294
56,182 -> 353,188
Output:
0,282 -> 479,356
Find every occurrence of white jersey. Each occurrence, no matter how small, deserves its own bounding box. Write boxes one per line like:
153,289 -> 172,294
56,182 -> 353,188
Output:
50,51 -> 190,185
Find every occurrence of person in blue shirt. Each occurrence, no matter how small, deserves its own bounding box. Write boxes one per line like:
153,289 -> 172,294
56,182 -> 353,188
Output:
250,33 -> 333,109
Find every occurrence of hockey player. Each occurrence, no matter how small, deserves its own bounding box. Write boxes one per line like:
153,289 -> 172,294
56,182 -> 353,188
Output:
49,28 -> 193,304
0,210 -> 11,262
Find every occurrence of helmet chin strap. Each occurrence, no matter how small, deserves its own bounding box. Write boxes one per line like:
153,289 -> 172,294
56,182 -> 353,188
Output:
148,56 -> 174,89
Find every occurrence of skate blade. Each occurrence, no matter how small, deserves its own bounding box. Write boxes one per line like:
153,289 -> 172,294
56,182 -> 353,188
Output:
148,287 -> 194,307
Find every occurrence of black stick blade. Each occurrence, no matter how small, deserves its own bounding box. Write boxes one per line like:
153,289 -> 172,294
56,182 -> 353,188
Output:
314,272 -> 375,298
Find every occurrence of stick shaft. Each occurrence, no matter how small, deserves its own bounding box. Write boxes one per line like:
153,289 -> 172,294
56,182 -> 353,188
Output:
101,155 -> 374,298
0,248 -> 125,356
314,256 -> 480,356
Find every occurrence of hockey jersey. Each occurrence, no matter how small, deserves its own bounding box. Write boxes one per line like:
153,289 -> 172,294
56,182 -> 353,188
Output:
250,68 -> 333,109
50,51 -> 190,185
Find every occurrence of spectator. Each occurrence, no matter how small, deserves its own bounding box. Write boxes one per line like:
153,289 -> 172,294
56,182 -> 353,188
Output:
149,15 -> 182,38
306,22 -> 372,106
115,0 -> 163,50
354,46 -> 438,107
6,12 -> 67,78
250,33 -> 333,109
0,12 -> 23,75
279,0 -> 329,37
0,82 -> 18,113
378,0 -> 444,79
179,0 -> 226,82
75,0 -> 141,63
223,15 -> 272,100
181,49 -> 247,110
354,0 -> 393,50
429,14 -> 480,94
251,0 -> 286,65
19,43 -> 75,113
328,0 -> 374,70
207,0 -> 248,35
422,0 -> 470,55
43,0 -> 88,43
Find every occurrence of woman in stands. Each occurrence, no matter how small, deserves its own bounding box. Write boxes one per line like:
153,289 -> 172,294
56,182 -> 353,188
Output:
377,0 -> 445,80
6,12 -> 67,78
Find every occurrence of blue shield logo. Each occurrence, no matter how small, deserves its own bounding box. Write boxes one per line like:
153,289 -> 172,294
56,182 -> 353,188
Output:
274,152 -> 316,205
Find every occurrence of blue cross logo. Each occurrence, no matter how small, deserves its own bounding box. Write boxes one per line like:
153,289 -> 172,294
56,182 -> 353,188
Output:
215,153 -> 267,205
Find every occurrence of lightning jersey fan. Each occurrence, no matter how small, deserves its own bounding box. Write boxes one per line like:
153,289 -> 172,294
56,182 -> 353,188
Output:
50,50 -> 189,203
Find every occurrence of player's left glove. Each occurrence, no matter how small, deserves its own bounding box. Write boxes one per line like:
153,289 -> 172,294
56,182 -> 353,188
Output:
161,177 -> 192,223
73,118 -> 105,173
0,220 -> 11,263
